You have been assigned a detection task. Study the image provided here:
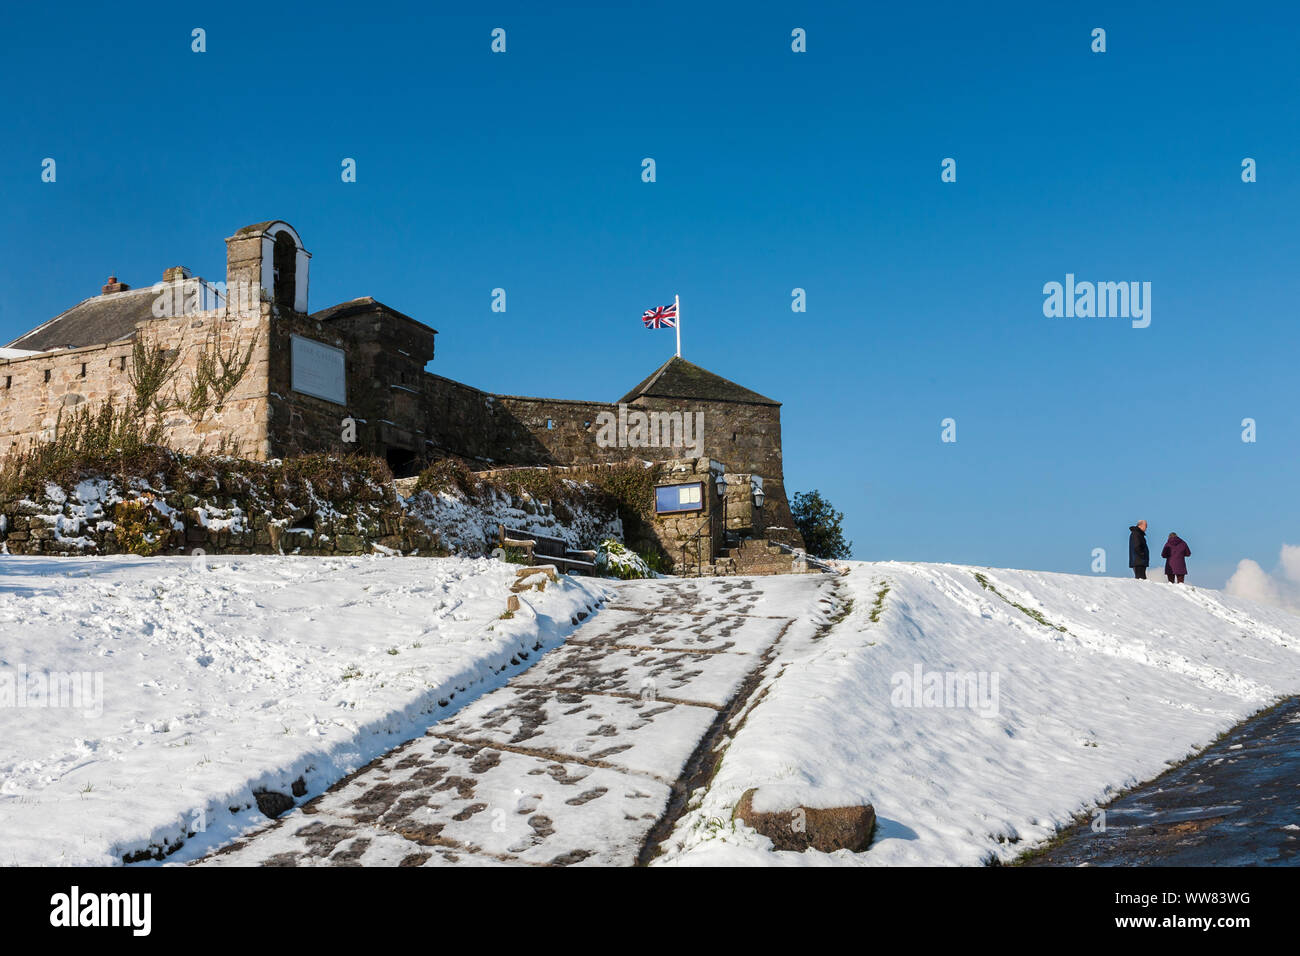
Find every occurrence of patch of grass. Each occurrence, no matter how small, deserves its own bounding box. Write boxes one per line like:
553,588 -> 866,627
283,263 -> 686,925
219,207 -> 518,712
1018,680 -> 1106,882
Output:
707,741 -> 732,785
868,583 -> 890,623
974,572 -> 1069,633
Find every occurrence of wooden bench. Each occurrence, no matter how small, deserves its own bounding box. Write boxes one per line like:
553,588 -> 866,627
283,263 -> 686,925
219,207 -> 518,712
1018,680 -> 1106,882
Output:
498,524 -> 597,576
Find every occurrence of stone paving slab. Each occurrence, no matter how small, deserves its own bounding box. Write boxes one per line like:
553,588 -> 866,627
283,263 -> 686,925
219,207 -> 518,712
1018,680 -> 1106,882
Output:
567,605 -> 790,654
611,575 -> 827,619
435,685 -> 718,780
514,642 -> 772,708
210,736 -> 671,867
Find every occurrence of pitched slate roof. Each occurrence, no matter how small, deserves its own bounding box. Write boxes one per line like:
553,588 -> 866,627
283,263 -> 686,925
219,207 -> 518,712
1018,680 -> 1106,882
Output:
619,356 -> 779,406
5,286 -> 159,353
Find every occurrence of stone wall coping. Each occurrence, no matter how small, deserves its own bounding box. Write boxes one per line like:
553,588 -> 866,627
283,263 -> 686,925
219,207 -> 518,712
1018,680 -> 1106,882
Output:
0,340 -> 125,365
492,392 -> 613,408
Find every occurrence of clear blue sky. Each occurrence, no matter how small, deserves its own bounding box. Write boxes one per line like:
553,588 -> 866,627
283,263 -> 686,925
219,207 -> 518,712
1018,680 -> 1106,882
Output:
2,1 -> 1297,583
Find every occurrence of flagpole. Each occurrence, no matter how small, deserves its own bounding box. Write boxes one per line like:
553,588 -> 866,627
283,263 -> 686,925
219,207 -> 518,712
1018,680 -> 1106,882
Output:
675,294 -> 681,358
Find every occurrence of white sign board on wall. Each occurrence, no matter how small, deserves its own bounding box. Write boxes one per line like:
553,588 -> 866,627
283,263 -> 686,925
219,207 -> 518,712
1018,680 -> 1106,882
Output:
290,335 -> 346,405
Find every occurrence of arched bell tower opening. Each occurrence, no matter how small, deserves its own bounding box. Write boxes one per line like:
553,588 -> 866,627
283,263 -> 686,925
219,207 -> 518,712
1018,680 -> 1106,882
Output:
272,231 -> 297,312
225,220 -> 312,314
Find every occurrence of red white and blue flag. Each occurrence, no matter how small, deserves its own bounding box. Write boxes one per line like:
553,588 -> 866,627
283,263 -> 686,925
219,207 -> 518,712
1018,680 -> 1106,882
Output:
642,303 -> 677,329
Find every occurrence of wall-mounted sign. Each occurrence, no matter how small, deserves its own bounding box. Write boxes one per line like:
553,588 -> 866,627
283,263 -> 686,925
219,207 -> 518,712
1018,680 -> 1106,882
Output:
291,334 -> 346,405
655,482 -> 704,514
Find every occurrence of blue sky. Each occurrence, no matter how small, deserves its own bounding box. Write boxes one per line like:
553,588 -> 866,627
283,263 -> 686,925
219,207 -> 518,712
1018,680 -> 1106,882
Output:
2,1 -> 1297,583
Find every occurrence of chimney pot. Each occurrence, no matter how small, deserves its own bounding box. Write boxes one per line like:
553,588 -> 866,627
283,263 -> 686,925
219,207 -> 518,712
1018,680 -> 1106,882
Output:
102,276 -> 130,295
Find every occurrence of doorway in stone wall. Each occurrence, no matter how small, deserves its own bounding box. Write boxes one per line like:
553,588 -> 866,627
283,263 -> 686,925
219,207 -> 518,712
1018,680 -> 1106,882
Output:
385,446 -> 419,479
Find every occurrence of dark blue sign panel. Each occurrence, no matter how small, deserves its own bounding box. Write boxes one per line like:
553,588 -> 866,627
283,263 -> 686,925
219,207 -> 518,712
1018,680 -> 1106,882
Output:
655,482 -> 704,514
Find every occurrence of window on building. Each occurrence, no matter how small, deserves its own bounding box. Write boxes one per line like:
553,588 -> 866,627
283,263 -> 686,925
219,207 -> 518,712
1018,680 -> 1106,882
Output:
79,363 -> 86,378
546,419 -> 554,430
43,369 -> 50,383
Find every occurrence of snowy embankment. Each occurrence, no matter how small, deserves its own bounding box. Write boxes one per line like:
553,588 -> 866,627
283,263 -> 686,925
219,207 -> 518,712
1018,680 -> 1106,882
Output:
403,485 -> 622,556
656,562 -> 1300,867
0,554 -> 608,866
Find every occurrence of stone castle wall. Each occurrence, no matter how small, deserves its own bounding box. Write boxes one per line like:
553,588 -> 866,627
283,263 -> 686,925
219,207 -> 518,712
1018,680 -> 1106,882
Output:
419,376 -> 785,477
0,304 -> 272,459
413,378 -> 799,544
0,297 -> 800,547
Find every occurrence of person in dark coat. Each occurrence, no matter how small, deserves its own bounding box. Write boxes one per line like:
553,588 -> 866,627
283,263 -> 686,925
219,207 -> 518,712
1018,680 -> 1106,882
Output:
1128,520 -> 1149,579
1162,532 -> 1191,583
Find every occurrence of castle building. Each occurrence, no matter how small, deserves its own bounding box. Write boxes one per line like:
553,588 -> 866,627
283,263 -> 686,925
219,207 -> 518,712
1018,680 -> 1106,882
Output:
1,221 -> 802,555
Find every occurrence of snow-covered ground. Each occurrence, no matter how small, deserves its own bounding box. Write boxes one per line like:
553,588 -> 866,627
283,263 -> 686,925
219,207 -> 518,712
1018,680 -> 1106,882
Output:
0,554 -> 607,866
7,555 -> 1299,869
656,562 -> 1300,866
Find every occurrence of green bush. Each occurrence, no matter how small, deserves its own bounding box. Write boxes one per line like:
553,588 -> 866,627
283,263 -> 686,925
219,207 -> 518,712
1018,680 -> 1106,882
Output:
589,462 -> 661,524
596,539 -> 654,580
111,496 -> 169,556
500,468 -> 567,503
639,547 -> 672,575
413,457 -> 480,498
500,545 -> 531,565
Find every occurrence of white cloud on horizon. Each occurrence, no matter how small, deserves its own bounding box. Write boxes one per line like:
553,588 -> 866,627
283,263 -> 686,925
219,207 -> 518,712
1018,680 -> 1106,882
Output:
1224,544 -> 1300,613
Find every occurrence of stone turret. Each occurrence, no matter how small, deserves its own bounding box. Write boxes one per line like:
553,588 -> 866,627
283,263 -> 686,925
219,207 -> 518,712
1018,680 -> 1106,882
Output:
225,221 -> 311,314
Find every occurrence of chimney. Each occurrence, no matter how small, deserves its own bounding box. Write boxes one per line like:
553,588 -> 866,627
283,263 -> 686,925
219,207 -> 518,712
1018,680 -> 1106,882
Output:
162,266 -> 192,282
101,275 -> 130,295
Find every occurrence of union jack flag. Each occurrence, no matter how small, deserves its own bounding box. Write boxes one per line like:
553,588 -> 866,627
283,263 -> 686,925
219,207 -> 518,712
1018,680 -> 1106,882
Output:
642,303 -> 677,329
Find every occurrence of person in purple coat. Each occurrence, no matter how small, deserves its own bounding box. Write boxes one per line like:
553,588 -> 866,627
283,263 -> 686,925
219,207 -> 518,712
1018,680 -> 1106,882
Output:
1161,532 -> 1191,584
